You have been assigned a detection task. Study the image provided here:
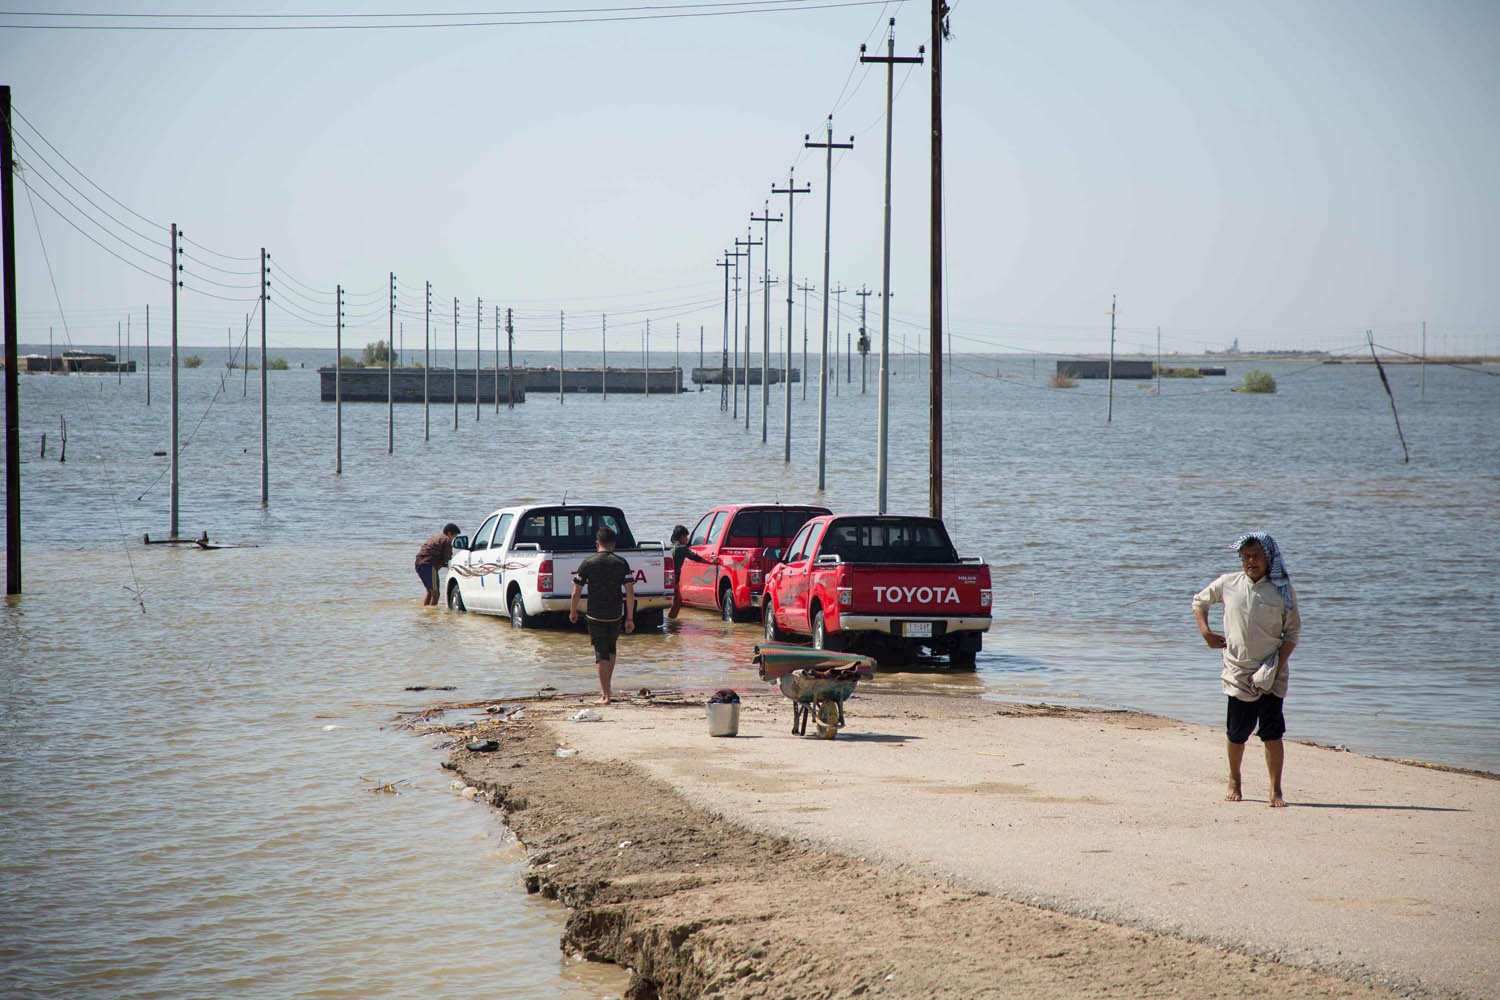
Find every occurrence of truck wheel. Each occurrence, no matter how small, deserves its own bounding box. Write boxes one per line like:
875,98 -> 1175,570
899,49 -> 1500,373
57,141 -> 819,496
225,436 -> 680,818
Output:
509,593 -> 534,629
448,583 -> 466,612
763,600 -> 781,642
814,698 -> 840,740
719,583 -> 737,623
811,610 -> 841,652
950,648 -> 978,670
636,608 -> 664,630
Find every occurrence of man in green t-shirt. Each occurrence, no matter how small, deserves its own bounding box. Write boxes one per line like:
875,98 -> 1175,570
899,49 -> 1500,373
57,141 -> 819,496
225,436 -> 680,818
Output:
569,526 -> 636,703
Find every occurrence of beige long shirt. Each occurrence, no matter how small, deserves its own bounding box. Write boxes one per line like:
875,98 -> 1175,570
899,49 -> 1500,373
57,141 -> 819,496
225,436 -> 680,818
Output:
1192,572 -> 1301,701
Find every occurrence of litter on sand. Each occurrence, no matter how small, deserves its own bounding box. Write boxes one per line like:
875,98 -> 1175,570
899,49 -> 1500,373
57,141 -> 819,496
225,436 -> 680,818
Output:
571,708 -> 602,723
555,748 -> 580,758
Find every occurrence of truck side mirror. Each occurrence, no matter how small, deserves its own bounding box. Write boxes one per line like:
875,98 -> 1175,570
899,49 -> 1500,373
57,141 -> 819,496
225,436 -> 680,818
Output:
451,535 -> 469,551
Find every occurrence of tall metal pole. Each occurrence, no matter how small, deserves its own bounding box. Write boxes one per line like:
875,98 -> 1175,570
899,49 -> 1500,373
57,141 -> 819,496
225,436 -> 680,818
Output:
494,305 -> 500,413
929,0 -> 947,518
862,18 -> 923,514
797,280 -> 815,402
452,297 -> 459,430
806,117 -> 853,490
559,310 -> 565,403
716,254 -> 732,412
675,322 -> 680,394
1106,293 -> 1116,424
832,283 -> 846,396
727,245 -> 747,420
1155,325 -> 1161,398
145,303 -> 150,406
506,308 -> 515,408
388,272 -> 395,453
336,284 -> 343,475
423,281 -> 430,441
751,202 -> 782,443
260,249 -> 268,504
857,284 -> 871,393
645,318 -> 650,398
698,324 -> 704,392
601,313 -> 608,401
2,85 -> 20,592
1420,319 -> 1426,401
170,223 -> 181,536
737,228 -> 762,428
772,171 -> 811,462
475,296 -> 481,420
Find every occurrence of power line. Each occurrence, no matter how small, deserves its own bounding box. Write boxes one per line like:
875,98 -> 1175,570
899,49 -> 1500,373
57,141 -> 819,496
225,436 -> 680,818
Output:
0,1 -> 901,31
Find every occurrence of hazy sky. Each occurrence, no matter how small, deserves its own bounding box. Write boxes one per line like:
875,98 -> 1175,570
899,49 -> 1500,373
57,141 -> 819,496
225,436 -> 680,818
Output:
3,0 -> 1496,356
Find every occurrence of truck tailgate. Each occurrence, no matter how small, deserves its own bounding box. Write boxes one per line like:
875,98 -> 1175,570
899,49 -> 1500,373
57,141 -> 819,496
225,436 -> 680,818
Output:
845,564 -> 989,616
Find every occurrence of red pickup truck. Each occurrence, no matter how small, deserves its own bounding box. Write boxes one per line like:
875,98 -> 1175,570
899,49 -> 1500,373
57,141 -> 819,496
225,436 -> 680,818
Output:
675,503 -> 832,621
760,514 -> 992,668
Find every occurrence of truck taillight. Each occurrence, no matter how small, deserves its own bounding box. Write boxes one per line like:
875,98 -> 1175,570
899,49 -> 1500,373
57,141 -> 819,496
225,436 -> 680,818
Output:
979,589 -> 991,609
838,587 -> 852,607
664,565 -> 676,589
749,568 -> 762,586
538,560 -> 553,593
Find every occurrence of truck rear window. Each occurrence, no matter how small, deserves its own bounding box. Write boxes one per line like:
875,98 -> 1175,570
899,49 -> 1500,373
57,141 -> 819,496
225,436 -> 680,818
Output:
513,508 -> 635,552
821,518 -> 957,564
724,507 -> 828,548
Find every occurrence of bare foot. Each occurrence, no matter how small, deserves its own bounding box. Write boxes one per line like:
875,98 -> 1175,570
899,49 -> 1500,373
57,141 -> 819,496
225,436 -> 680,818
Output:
596,695 -> 612,705
1224,781 -> 1243,802
1268,793 -> 1286,808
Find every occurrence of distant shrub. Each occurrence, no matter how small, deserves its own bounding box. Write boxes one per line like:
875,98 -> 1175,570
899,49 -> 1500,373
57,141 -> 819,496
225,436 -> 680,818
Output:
1048,372 -> 1077,388
338,355 -> 362,368
1239,369 -> 1277,393
265,357 -> 289,370
183,355 -> 202,369
361,340 -> 390,366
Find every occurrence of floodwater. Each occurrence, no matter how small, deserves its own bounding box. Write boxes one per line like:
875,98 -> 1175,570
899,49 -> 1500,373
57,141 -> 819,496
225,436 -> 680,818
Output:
3,349 -> 1497,997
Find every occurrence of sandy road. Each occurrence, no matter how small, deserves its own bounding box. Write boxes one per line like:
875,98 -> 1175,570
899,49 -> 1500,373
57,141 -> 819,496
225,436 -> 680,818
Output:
547,692 -> 1498,998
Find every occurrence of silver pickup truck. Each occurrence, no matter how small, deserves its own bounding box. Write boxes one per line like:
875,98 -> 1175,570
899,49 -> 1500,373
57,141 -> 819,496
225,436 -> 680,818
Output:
441,503 -> 671,628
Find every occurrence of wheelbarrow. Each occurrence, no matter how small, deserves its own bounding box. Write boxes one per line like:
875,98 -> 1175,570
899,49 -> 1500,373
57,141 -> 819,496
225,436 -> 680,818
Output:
753,642 -> 876,740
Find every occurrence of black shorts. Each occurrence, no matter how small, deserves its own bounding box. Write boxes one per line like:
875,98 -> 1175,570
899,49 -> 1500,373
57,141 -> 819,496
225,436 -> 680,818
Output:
586,615 -> 622,660
1226,694 -> 1286,744
416,565 -> 438,590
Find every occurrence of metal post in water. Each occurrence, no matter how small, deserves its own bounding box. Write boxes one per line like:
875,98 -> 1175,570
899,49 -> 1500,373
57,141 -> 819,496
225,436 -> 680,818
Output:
475,296 -> 481,421
805,116 -> 853,490
260,249 -> 267,504
2,84 -> 20,592
752,201 -> 782,441
601,313 -> 607,401
772,170 -> 810,461
645,318 -> 650,398
388,272 -> 395,453
559,310 -> 565,403
145,305 -> 150,405
1106,294 -> 1116,424
494,305 -> 500,413
336,284 -> 343,474
1421,320 -> 1426,401
423,282 -> 430,441
170,223 -> 181,537
506,308 -> 514,409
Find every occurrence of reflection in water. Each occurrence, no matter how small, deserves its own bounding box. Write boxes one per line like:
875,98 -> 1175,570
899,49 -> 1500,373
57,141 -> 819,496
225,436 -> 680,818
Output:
3,357 -> 1498,997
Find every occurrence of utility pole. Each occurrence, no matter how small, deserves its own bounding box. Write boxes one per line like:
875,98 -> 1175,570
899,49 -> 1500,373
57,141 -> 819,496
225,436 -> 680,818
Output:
726,244 -> 748,421
145,304 -> 150,405
1155,325 -> 1161,398
388,272 -> 395,453
423,281 -> 431,441
260,250 -> 268,504
806,117 -> 853,490
644,318 -> 650,398
2,85 -> 19,593
452,297 -> 459,430
772,169 -> 811,462
601,314 -> 608,402
751,201 -> 783,443
559,310 -> 565,403
336,284 -> 344,474
1420,319 -> 1426,401
506,308 -> 515,408
716,254 -> 732,412
170,223 -> 182,536
832,283 -> 846,396
856,284 -> 872,394
698,324 -> 704,392
929,1 -> 950,518
862,17 -> 923,513
674,322 -> 680,393
1106,294 -> 1116,424
475,296 -> 482,420
736,228 -> 762,429
494,305 -> 500,413
797,279 -> 816,402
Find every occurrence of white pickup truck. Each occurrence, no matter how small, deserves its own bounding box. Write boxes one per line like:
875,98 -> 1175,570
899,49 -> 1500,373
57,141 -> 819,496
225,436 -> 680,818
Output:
441,503 -> 672,628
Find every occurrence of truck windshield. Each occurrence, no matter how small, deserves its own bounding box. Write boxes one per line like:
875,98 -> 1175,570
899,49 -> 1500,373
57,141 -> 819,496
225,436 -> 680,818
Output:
724,507 -> 829,548
821,517 -> 957,564
513,507 -> 636,552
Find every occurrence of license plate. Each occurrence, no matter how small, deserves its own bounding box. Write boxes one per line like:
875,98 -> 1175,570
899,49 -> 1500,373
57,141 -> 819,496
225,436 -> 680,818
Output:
902,621 -> 933,638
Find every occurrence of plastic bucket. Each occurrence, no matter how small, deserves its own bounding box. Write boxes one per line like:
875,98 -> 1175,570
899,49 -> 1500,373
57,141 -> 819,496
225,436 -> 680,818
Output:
706,702 -> 740,737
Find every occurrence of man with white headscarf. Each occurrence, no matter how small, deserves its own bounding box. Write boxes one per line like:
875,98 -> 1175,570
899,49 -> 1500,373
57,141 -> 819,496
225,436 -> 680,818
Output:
1193,533 -> 1301,807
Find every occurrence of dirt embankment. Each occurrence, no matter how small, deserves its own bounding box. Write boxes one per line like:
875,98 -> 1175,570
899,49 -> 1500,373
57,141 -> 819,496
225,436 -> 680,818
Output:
447,702 -> 1402,1000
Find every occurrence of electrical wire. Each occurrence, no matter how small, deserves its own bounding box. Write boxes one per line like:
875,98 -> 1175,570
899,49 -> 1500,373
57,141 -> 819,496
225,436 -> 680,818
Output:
0,1 -> 900,31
